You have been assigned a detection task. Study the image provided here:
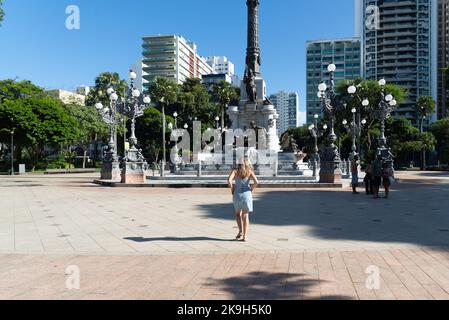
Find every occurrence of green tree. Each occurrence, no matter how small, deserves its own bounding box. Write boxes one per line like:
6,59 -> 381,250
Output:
416,96 -> 436,130
0,0 -> 4,26
135,107 -> 174,163
0,96 -> 78,170
148,77 -> 179,168
65,104 -> 109,168
212,81 -> 237,130
430,118 -> 449,165
85,72 -> 128,107
337,79 -> 407,159
415,96 -> 436,170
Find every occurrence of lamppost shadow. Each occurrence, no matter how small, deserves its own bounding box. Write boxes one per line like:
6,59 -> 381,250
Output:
124,236 -> 235,243
203,271 -> 353,300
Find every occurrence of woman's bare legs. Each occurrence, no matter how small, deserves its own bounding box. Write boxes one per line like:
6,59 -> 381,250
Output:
242,212 -> 250,241
235,210 -> 243,239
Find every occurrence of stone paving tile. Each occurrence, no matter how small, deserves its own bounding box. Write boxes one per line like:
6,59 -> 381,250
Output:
1,173 -> 449,300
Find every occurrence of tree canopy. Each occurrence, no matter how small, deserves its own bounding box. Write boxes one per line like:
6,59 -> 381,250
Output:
85,72 -> 128,107
0,0 -> 4,26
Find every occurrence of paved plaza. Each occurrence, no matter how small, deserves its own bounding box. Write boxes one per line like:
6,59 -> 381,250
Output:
0,172 -> 449,299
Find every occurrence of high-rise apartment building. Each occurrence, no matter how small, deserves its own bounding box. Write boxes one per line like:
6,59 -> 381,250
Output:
269,91 -> 300,135
306,38 -> 362,124
205,56 -> 235,76
359,0 -> 438,123
141,35 -> 214,90
438,0 -> 449,119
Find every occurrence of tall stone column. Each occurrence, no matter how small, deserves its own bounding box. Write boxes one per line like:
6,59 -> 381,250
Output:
246,0 -> 261,77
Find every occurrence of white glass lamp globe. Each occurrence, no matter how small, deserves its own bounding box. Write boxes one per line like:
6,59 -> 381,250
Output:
168,123 -> 173,130
110,93 -> 119,102
317,92 -> 322,98
348,86 -> 357,95
107,88 -> 114,95
143,96 -> 151,104
184,124 -> 188,129
132,89 -> 140,98
318,83 -> 327,92
215,116 -> 220,121
362,119 -> 367,125
343,120 -> 348,125
390,100 -> 397,107
309,125 -> 314,131
352,108 -> 357,114
95,103 -> 103,110
328,64 -> 336,72
379,79 -> 386,86
129,71 -> 137,80
385,94 -> 393,102
362,99 -> 370,107
173,112 -> 178,118
314,114 -> 319,119
323,124 -> 328,130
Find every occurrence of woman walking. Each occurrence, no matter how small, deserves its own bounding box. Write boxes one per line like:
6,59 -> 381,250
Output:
227,157 -> 259,242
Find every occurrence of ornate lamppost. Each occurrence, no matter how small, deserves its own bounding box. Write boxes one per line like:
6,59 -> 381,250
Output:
375,79 -> 397,167
118,70 -> 151,184
96,89 -> 121,181
317,63 -> 344,183
342,100 -> 367,161
308,114 -> 327,178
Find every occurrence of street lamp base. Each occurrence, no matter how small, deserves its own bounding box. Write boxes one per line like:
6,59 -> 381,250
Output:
101,161 -> 121,181
319,161 -> 343,184
121,161 -> 147,184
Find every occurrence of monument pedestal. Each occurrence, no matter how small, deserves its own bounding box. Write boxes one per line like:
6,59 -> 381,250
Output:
319,161 -> 342,184
101,161 -> 121,181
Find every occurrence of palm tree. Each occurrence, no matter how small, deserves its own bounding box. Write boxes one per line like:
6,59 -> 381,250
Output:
148,77 -> 179,176
416,96 -> 436,170
213,81 -> 237,131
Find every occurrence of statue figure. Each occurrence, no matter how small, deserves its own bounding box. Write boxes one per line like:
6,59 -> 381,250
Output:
244,66 -> 257,103
263,96 -> 274,106
280,133 -> 300,153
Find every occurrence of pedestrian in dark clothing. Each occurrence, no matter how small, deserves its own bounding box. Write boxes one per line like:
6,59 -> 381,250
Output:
364,161 -> 374,195
372,155 -> 383,199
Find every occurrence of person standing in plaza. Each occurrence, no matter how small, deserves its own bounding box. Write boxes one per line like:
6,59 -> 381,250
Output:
382,162 -> 394,199
364,160 -> 374,195
372,155 -> 383,199
227,157 -> 259,242
351,155 -> 360,194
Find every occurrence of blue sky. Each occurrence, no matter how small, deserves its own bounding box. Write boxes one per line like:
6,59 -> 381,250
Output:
0,0 -> 355,120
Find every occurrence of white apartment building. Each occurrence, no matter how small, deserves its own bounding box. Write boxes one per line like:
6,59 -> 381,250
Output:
269,91 -> 300,135
130,59 -> 148,92
205,56 -> 235,76
142,35 -> 214,90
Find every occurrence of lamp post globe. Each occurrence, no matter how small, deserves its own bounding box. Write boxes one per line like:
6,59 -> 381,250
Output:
327,64 -> 336,73
348,86 -> 357,95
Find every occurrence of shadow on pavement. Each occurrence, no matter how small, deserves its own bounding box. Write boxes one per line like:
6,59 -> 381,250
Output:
196,182 -> 449,247
205,271 -> 352,300
124,236 -> 235,243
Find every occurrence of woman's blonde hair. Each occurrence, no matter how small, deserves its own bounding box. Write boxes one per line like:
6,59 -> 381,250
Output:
236,157 -> 252,179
